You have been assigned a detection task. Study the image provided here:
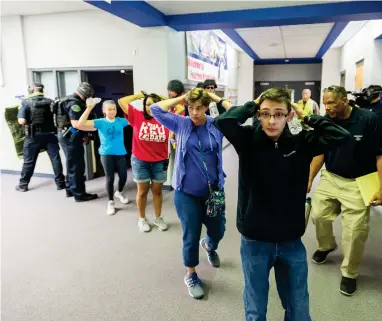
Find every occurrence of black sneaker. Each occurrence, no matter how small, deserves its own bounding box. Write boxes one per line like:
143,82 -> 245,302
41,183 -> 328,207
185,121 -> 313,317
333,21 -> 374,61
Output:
15,185 -> 28,192
312,246 -> 337,264
75,193 -> 98,202
66,190 -> 73,198
200,238 -> 220,268
57,184 -> 66,191
340,277 -> 357,296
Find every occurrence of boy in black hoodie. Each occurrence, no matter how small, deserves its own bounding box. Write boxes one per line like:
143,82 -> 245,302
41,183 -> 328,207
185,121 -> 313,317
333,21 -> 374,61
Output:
213,88 -> 350,321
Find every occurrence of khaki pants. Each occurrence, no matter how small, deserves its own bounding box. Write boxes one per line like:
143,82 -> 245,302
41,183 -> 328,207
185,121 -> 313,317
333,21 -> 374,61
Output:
311,170 -> 370,279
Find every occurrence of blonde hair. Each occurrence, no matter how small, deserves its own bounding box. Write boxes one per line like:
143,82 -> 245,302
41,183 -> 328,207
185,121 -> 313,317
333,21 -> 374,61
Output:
186,88 -> 211,107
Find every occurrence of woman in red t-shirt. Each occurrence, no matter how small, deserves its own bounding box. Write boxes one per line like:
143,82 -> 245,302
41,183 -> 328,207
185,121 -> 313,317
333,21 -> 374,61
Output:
118,92 -> 170,233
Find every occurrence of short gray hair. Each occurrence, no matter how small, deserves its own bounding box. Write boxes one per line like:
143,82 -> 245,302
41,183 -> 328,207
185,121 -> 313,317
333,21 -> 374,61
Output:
102,100 -> 116,107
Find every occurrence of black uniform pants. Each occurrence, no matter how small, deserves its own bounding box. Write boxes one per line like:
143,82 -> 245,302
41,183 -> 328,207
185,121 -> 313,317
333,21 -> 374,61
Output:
19,134 -> 65,188
58,131 -> 86,197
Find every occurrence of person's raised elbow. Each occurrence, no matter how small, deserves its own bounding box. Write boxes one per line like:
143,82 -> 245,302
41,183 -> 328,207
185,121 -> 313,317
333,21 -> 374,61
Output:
71,120 -> 80,129
18,118 -> 27,125
150,104 -> 163,117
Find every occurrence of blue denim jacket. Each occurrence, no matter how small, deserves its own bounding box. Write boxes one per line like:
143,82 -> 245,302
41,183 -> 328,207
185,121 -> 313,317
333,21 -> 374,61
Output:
151,104 -> 225,191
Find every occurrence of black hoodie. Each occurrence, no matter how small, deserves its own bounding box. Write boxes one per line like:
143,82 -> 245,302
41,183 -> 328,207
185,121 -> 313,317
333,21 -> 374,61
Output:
213,101 -> 351,242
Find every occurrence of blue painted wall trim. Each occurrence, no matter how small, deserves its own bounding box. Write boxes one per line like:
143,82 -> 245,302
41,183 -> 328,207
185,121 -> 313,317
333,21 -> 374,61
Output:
254,58 -> 322,65
1,169 -> 55,179
376,34 -> 382,40
316,22 -> 348,58
221,29 -> 260,61
166,1 -> 382,31
85,0 -> 166,27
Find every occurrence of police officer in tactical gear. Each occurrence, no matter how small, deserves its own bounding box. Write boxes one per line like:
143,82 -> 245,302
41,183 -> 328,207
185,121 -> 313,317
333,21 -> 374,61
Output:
56,82 -> 98,202
16,83 -> 65,192
363,85 -> 382,127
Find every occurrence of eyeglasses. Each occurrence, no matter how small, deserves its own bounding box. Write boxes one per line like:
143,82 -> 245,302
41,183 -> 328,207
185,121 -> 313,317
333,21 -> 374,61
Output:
205,86 -> 215,90
258,111 -> 288,121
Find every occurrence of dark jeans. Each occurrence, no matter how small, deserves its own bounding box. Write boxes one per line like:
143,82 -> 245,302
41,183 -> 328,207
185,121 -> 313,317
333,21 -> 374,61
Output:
58,131 -> 86,197
100,155 -> 127,200
19,134 -> 65,188
241,236 -> 311,321
174,190 -> 226,267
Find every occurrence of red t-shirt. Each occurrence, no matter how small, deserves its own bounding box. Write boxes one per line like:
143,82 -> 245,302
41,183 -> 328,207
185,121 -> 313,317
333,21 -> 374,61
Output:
126,104 -> 169,162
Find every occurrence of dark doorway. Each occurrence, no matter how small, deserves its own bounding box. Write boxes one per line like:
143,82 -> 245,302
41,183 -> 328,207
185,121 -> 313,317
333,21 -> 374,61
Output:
254,81 -> 321,103
84,69 -> 134,178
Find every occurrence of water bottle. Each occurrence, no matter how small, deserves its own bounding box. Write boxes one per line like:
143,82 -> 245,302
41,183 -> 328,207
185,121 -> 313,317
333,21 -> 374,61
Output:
305,197 -> 312,228
209,102 -> 220,118
288,115 -> 302,135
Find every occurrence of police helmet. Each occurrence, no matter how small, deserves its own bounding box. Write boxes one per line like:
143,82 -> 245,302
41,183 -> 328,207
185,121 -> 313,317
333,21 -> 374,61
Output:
196,82 -> 204,88
77,82 -> 95,99
167,80 -> 184,96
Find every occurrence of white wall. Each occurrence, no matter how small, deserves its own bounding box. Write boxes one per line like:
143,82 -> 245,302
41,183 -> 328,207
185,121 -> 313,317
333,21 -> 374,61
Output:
340,20 -> 382,91
226,45 -> 239,90
166,30 -> 187,83
23,10 -> 138,69
254,64 -> 322,82
0,16 -> 34,172
237,53 -> 254,105
321,48 -> 341,113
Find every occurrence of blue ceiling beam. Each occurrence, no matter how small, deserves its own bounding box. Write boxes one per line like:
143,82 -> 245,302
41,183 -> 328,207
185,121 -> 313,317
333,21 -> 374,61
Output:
221,29 -> 260,61
85,1 -> 166,28
166,1 -> 382,31
254,58 -> 323,65
315,22 -> 349,58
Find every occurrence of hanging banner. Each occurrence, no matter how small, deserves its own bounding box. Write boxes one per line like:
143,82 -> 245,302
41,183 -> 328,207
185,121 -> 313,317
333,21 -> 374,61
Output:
186,31 -> 228,86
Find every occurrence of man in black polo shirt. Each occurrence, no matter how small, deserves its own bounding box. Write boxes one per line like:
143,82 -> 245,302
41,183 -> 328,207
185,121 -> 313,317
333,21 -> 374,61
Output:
308,85 -> 382,296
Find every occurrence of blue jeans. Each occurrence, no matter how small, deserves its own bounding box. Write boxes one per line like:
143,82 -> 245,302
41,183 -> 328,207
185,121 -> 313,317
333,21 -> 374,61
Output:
241,236 -> 311,321
174,190 -> 226,267
131,154 -> 168,183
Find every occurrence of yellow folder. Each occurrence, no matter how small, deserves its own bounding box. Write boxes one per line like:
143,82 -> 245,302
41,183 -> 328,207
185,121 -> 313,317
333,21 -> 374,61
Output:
355,172 -> 380,206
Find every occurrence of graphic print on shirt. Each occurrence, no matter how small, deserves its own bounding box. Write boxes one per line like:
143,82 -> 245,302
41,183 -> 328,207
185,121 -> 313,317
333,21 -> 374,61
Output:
138,122 -> 166,142
106,125 -> 122,141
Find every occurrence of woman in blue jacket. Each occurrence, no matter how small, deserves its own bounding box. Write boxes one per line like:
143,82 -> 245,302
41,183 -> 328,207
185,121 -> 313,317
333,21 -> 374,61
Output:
151,88 -> 231,300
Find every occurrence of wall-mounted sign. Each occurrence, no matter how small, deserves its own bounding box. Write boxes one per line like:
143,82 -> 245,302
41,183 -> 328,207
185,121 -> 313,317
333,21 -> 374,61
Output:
186,31 -> 228,86
225,88 -> 238,106
305,82 -> 315,85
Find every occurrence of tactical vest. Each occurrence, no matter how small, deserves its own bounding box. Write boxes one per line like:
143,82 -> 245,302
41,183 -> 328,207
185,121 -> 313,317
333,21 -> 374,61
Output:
52,94 -> 85,129
27,96 -> 56,133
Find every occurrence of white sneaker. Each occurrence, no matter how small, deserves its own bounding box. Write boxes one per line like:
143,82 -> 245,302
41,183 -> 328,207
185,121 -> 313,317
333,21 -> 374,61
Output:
138,218 -> 151,232
153,216 -> 168,231
107,201 -> 116,215
114,190 -> 130,204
